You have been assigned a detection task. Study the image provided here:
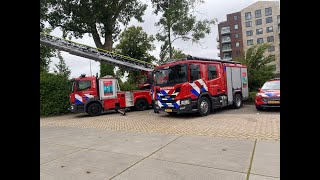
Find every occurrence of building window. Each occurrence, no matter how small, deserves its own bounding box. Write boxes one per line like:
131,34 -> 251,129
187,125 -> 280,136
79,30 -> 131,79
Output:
190,64 -> 201,81
268,46 -> 275,52
255,19 -> 262,26
266,17 -> 273,24
266,26 -> 273,33
247,39 -> 253,46
245,21 -> 252,27
257,38 -> 264,44
256,28 -> 263,35
208,65 -> 217,80
236,51 -> 241,56
235,33 -> 239,38
245,12 -> 251,20
255,9 -> 261,18
267,36 -> 274,42
246,30 -> 253,36
265,7 -> 272,16
234,24 -> 238,30
235,42 -> 240,47
234,15 -> 238,21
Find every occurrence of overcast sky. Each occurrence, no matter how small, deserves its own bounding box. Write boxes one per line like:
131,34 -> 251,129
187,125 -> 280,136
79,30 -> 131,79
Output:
48,0 -> 279,79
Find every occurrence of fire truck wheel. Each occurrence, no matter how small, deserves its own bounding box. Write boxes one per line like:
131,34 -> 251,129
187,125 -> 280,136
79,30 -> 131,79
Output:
233,94 -> 242,109
135,99 -> 148,111
198,97 -> 211,116
87,103 -> 102,116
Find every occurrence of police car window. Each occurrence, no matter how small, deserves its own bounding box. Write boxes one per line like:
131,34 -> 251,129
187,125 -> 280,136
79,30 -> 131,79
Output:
208,65 -> 217,80
190,64 -> 200,81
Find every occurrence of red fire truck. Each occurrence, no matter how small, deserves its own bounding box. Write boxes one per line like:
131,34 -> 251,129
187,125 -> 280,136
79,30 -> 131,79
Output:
69,74 -> 152,116
152,56 -> 249,116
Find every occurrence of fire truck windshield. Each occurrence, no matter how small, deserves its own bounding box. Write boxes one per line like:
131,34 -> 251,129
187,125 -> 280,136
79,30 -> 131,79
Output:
75,80 -> 91,91
154,64 -> 187,86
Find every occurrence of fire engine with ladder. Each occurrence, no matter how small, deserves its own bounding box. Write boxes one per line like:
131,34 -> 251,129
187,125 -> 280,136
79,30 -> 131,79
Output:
40,33 -> 153,116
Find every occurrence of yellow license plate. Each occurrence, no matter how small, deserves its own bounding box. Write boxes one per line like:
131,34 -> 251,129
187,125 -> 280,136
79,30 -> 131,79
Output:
268,101 -> 280,104
165,109 -> 172,112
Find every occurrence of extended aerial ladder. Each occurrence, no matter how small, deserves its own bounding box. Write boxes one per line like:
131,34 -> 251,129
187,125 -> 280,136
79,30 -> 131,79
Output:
40,33 -> 155,72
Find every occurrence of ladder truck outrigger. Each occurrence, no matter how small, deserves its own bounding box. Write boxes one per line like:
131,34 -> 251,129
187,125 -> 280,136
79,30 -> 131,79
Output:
40,33 -> 154,116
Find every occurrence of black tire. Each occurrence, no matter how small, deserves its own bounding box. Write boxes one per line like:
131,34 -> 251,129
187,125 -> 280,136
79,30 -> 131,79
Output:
198,96 -> 211,116
87,103 -> 102,116
232,94 -> 242,109
135,99 -> 148,111
256,105 -> 263,111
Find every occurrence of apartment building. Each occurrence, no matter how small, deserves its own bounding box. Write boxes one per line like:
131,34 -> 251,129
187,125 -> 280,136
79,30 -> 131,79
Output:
217,12 -> 244,61
217,1 -> 280,73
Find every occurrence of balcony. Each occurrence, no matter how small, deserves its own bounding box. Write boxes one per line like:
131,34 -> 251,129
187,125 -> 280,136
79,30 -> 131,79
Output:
221,36 -> 231,43
216,36 -> 219,42
217,44 -> 220,49
221,27 -> 230,35
222,47 -> 232,52
223,57 -> 232,61
217,53 -> 220,57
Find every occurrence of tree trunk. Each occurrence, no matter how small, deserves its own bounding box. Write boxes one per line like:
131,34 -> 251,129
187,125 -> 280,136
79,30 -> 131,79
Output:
168,27 -> 172,59
99,34 -> 115,76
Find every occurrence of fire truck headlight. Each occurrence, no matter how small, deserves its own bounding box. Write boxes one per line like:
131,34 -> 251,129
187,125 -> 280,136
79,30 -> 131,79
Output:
180,99 -> 191,105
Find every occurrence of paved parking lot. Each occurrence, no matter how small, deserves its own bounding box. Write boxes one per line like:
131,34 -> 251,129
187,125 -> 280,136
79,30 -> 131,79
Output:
40,126 -> 279,180
41,104 -> 280,140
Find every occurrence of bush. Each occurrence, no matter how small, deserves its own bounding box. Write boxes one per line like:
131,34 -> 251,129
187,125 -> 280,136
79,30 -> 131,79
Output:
119,81 -> 139,91
246,91 -> 258,103
40,72 -> 72,116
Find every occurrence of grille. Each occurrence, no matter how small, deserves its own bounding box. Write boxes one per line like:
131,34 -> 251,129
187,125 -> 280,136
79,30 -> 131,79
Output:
160,100 -> 177,103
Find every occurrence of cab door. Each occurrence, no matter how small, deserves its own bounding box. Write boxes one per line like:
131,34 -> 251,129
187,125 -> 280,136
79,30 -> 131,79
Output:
207,64 -> 224,96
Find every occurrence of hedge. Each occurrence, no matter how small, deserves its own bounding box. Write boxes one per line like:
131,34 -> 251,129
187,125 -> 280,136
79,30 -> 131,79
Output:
246,91 -> 258,103
40,72 -> 72,116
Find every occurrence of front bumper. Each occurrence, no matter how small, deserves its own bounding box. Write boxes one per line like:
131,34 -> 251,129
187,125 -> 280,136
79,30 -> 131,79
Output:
155,100 -> 198,114
68,104 -> 85,113
257,104 -> 280,108
255,97 -> 280,108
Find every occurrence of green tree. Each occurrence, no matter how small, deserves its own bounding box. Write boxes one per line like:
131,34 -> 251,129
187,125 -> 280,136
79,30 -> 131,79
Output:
235,43 -> 276,91
54,51 -> 71,78
158,48 -> 189,65
151,0 -> 216,62
40,0 -> 55,72
115,26 -> 156,85
45,0 -> 147,76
